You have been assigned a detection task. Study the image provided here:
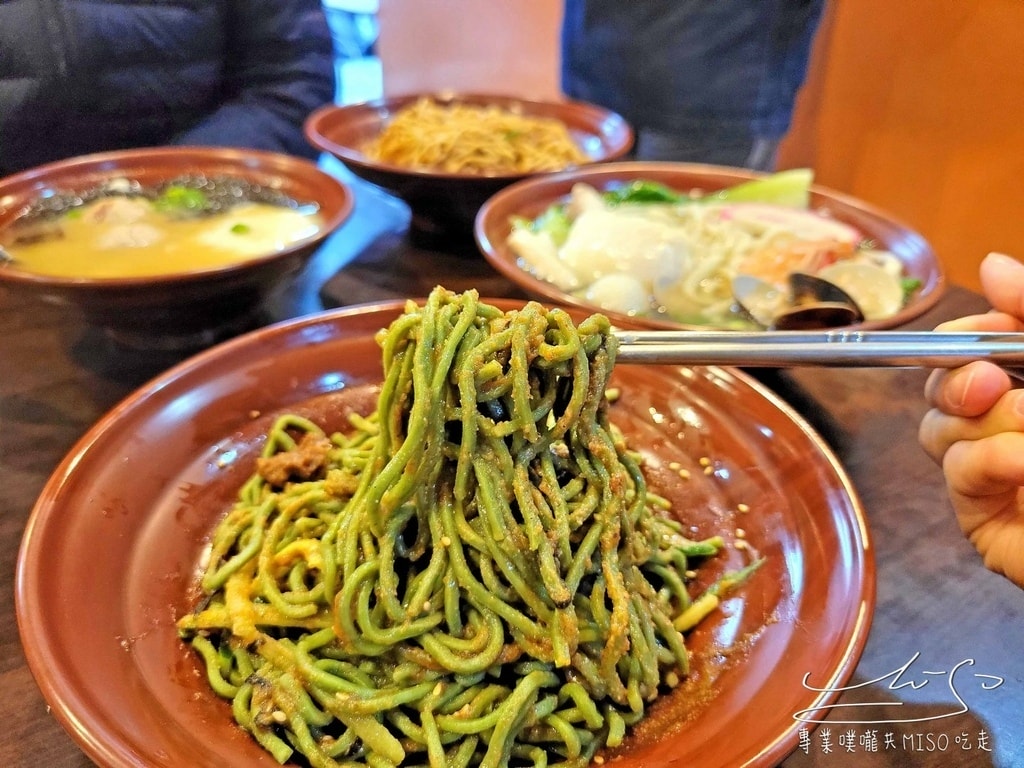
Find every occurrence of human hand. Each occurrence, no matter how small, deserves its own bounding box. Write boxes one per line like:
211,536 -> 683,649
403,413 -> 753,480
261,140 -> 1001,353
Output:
919,252 -> 1024,588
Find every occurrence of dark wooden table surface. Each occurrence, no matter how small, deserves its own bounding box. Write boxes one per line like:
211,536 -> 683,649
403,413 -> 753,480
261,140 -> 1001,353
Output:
2,163 -> 1022,768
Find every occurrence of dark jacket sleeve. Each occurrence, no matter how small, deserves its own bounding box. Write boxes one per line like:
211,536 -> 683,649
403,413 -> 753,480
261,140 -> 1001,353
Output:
173,0 -> 335,160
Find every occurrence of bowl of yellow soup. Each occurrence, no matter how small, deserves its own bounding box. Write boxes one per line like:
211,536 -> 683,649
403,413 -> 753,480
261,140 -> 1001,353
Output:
0,146 -> 354,349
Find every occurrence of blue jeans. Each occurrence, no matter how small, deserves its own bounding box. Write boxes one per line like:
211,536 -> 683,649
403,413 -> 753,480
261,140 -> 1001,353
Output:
634,128 -> 780,171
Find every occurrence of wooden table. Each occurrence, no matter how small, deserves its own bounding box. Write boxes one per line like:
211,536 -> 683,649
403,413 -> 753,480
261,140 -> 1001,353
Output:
2,167 -> 1021,767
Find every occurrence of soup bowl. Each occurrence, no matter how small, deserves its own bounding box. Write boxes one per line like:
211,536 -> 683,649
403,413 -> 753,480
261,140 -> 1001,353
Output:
474,162 -> 945,332
0,146 -> 354,349
304,92 -> 633,242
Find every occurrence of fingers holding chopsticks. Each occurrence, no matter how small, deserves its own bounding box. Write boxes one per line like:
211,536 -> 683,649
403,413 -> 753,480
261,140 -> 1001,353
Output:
978,251 -> 1024,323
920,371 -> 1023,463
917,251 -> 1024,590
923,360 -> 1013,418
919,298 -> 1021,465
919,250 -> 1024,453
919,352 -> 1024,591
939,431 -> 1024,590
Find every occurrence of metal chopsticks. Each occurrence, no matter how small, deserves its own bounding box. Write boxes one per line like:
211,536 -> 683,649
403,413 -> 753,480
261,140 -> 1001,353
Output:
612,330 -> 1024,376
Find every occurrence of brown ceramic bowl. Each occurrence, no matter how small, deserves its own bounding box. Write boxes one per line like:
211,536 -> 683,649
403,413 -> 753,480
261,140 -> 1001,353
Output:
16,298 -> 874,768
0,146 -> 354,349
475,162 -> 945,331
304,92 -> 633,239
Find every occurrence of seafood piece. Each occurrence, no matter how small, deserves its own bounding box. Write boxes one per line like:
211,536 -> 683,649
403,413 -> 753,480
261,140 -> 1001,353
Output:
772,302 -> 862,331
0,217 -> 65,247
80,196 -> 150,225
565,182 -> 606,219
817,260 -> 905,320
719,203 -> 861,242
558,207 -> 690,287
731,275 -> 788,328
96,223 -> 164,250
507,226 -> 581,291
578,273 -> 651,316
734,272 -> 864,330
725,203 -> 861,285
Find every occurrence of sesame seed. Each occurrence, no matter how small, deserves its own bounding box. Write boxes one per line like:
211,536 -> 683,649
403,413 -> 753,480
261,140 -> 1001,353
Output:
668,461 -> 681,471
271,710 -> 287,724
734,539 -> 749,550
698,456 -> 711,467
678,468 -> 691,480
735,528 -> 746,539
684,569 -> 697,579
737,503 -> 750,513
441,536 -> 452,547
703,465 -> 714,476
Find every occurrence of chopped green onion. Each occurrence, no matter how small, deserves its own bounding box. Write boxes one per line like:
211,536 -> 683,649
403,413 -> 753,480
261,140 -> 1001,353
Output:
154,185 -> 210,215
901,276 -> 923,298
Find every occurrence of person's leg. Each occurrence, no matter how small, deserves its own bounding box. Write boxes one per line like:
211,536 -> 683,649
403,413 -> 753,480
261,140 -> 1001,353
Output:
743,137 -> 780,172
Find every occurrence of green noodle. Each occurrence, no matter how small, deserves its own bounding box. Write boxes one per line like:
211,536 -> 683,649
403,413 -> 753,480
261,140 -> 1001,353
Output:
178,287 -> 759,767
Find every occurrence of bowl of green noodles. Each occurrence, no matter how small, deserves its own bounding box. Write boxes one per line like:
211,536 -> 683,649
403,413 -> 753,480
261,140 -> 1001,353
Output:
16,289 -> 874,767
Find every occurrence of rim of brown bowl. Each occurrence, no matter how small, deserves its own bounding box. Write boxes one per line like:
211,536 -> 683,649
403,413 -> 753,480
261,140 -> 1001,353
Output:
473,161 -> 946,331
303,91 -> 635,183
0,145 -> 354,291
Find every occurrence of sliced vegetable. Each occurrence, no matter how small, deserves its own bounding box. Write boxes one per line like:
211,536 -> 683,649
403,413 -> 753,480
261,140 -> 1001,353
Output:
599,169 -> 813,209
710,168 -> 813,208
